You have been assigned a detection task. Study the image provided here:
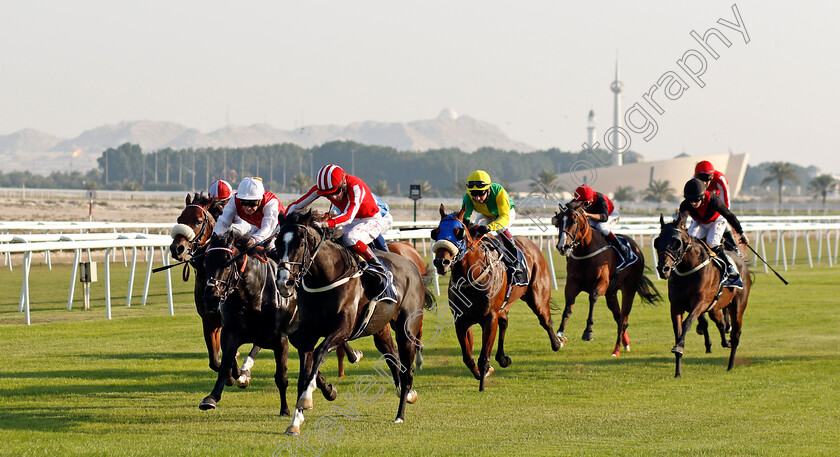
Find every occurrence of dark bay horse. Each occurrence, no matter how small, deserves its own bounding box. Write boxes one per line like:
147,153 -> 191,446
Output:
169,193 -> 259,386
654,214 -> 751,378
198,231 -> 337,414
335,240 -> 429,377
274,210 -> 433,434
551,204 -> 661,356
432,205 -> 562,391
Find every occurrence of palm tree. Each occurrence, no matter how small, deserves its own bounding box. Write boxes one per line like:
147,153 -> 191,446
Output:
808,174 -> 838,206
643,179 -> 676,203
761,162 -> 799,205
529,169 -> 560,194
372,179 -> 392,196
613,185 -> 635,202
290,173 -> 313,194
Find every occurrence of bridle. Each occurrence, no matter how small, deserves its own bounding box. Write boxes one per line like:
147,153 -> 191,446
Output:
183,204 -> 213,258
657,226 -> 701,275
559,209 -> 586,252
278,224 -> 359,292
205,245 -> 245,309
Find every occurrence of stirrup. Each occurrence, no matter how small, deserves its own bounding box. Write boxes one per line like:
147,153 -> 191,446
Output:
722,273 -> 744,289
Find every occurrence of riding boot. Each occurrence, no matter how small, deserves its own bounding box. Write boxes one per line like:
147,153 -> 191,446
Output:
722,228 -> 739,255
713,245 -> 743,289
371,234 -> 390,252
354,242 -> 397,303
498,229 -> 529,286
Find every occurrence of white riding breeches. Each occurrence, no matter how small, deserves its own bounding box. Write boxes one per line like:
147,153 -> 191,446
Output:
687,216 -> 728,248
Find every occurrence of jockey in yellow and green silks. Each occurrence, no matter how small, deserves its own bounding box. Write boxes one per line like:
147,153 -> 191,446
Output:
461,170 -> 527,284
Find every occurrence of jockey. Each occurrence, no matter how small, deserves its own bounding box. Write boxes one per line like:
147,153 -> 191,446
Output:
569,184 -> 634,270
285,164 -> 396,303
461,170 -> 527,284
213,177 -> 284,255
680,178 -> 749,288
694,160 -> 738,250
207,179 -> 233,218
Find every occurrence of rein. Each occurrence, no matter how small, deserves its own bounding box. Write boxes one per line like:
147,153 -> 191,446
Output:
662,229 -> 713,277
205,246 -> 244,307
281,224 -> 361,293
453,234 -> 504,290
185,204 -> 213,256
563,209 -> 609,260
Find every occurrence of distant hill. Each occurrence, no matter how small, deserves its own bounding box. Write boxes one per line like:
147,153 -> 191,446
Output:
1,109 -> 535,174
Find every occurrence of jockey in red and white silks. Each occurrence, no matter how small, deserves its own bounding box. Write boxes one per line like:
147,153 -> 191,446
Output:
213,177 -> 284,244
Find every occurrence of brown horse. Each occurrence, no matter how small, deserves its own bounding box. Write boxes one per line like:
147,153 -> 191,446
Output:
335,240 -> 428,377
275,210 -> 434,433
169,193 -> 259,386
654,214 -> 751,378
551,204 -> 661,356
431,204 -> 562,391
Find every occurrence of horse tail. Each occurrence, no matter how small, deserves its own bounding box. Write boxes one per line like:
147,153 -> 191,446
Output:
421,268 -> 436,310
635,274 -> 662,305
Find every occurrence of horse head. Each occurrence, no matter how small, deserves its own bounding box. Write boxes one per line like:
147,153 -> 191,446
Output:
431,204 -> 472,275
654,213 -> 690,280
203,231 -> 250,315
273,210 -> 332,298
551,203 -> 587,256
171,192 -> 215,262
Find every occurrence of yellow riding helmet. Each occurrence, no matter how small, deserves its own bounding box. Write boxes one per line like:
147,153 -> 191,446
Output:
466,170 -> 492,191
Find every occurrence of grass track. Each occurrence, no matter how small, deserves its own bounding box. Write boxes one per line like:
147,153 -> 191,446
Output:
1,260 -> 839,456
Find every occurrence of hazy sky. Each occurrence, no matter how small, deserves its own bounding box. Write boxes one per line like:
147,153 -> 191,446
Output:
2,1 -> 839,173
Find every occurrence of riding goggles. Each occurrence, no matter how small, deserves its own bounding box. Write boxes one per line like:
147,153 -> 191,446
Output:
240,200 -> 261,208
466,180 -> 489,190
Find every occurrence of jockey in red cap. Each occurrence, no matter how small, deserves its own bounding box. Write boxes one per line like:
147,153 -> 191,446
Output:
570,184 -> 634,270
285,164 -> 396,303
693,160 -> 739,251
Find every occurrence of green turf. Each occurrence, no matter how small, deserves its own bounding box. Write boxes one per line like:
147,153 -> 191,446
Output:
1,259 -> 838,457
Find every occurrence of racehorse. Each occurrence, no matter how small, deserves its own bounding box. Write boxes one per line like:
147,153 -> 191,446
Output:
335,240 -> 429,377
431,204 -> 562,392
551,204 -> 661,356
274,210 -> 433,434
654,214 -> 751,378
170,193 -> 259,386
198,230 -> 338,414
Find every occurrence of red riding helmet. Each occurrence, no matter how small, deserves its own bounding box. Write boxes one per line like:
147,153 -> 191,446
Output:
573,185 -> 596,202
694,160 -> 715,176
208,179 -> 232,199
316,164 -> 346,195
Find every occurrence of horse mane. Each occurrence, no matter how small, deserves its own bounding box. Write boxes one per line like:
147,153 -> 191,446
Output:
190,192 -> 213,207
284,209 -> 342,242
212,229 -> 251,253
567,201 -> 585,211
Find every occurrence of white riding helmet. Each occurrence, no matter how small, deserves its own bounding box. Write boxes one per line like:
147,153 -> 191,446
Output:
237,177 -> 264,201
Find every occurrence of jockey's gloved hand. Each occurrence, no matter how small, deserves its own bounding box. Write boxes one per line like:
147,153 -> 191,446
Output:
740,233 -> 749,245
313,219 -> 328,230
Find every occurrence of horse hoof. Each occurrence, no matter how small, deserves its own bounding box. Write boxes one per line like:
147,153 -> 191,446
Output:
406,389 -> 418,404
612,345 -> 620,357
235,371 -> 251,389
485,366 -> 495,378
497,356 -> 512,368
722,340 -> 732,348
285,426 -> 300,436
582,331 -> 594,342
297,398 -> 314,410
623,344 -> 630,352
671,346 -> 684,355
323,385 -> 338,402
394,417 -> 404,424
280,407 -> 291,417
621,333 -> 631,348
352,350 -> 364,363
225,377 -> 235,387
198,396 -> 217,410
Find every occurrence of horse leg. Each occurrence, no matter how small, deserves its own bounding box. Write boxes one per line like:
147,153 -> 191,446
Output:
495,310 -> 512,368
455,320 -> 481,380
392,313 -> 419,424
477,313 -> 499,392
287,336 -> 335,435
726,300 -> 745,371
672,300 -> 706,377
235,344 -> 260,389
202,318 -> 222,372
372,327 -> 402,393
696,314 -> 712,353
618,285 -> 634,352
671,307 -> 684,378
522,285 -> 562,351
556,285 -> 579,348
274,338 -> 291,416
336,345 -> 346,378
199,329 -> 239,410
605,292 -> 623,357
582,292 -> 599,341
707,309 -> 730,349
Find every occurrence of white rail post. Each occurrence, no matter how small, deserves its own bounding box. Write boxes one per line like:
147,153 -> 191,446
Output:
805,230 -> 814,268
22,251 -> 31,325
105,247 -> 113,319
67,248 -> 81,310
142,247 -> 154,306
126,246 -> 138,307
160,247 -> 174,315
545,234 -> 558,290
780,230 -> 788,271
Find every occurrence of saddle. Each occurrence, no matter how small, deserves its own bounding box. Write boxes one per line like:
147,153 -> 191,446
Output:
487,236 -> 529,287
700,241 -> 743,290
